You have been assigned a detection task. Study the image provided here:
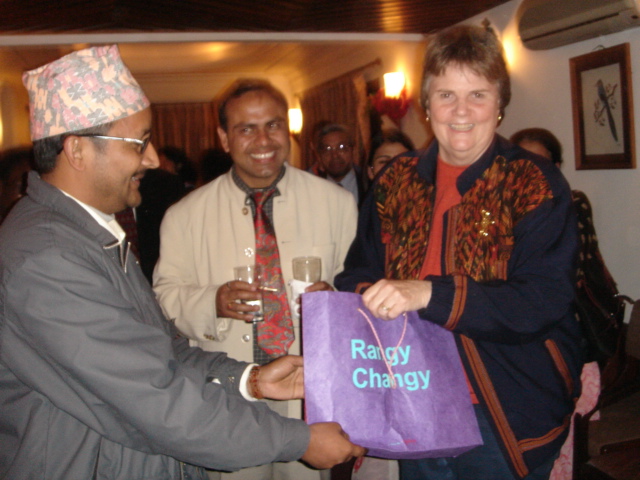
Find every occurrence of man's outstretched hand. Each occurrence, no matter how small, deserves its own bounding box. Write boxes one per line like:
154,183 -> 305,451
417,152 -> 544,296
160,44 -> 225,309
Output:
302,422 -> 366,469
257,355 -> 303,400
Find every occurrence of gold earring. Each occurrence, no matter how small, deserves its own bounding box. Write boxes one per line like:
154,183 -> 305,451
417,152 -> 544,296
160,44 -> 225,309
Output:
425,113 -> 430,122
498,114 -> 503,122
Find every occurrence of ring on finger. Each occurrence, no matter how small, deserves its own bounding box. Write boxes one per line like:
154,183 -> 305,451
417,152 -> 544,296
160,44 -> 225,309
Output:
227,301 -> 234,309
381,304 -> 390,312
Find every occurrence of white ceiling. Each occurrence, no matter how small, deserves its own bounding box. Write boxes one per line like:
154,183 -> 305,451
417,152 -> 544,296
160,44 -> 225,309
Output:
0,0 -> 512,104
0,32 -> 426,104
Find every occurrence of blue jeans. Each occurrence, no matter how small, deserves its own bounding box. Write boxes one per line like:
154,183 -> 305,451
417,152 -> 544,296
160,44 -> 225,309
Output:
399,406 -> 558,480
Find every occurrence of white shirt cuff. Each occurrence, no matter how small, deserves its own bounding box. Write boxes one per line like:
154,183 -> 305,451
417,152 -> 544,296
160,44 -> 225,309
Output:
239,363 -> 259,401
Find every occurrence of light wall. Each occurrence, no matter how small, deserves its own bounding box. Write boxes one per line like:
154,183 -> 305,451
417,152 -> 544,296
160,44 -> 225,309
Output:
464,0 -> 640,312
290,40 -> 431,150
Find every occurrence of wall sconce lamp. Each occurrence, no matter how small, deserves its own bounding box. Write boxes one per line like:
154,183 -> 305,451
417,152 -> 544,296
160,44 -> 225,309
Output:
288,108 -> 303,142
383,72 -> 405,98
371,72 -> 409,125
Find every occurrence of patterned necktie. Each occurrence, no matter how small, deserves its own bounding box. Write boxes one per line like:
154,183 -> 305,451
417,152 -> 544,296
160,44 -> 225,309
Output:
115,207 -> 139,260
252,189 -> 294,357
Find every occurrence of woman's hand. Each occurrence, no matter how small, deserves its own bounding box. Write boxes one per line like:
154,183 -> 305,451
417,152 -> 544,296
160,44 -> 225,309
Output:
304,281 -> 333,293
362,279 -> 432,320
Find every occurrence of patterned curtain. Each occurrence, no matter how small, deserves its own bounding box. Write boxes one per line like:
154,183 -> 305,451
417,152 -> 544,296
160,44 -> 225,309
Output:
151,102 -> 219,167
299,72 -> 371,171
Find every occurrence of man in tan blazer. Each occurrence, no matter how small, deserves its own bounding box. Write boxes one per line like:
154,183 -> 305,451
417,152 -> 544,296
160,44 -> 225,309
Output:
154,79 -> 358,480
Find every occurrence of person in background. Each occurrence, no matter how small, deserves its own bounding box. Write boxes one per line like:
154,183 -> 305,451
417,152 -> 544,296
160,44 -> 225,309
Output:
336,24 -> 583,480
158,145 -> 199,192
510,128 -> 562,166
367,129 -> 415,181
136,166 -> 186,281
510,127 -> 603,480
0,45 -> 364,480
153,78 -> 359,480
311,123 -> 365,204
0,146 -> 32,223
118,145 -> 188,283
200,147 -> 233,184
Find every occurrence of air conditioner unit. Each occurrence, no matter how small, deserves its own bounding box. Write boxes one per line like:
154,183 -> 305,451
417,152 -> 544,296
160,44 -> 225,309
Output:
518,0 -> 640,50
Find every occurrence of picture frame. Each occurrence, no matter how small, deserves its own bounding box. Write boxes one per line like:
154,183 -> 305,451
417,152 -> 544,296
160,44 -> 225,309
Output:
570,43 -> 635,170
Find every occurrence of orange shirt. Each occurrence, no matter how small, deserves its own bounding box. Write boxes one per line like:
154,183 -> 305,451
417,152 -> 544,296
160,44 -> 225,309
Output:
420,157 -> 465,278
420,157 -> 479,404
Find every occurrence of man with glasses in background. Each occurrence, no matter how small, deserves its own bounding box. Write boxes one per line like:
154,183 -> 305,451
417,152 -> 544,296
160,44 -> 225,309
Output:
312,123 -> 364,204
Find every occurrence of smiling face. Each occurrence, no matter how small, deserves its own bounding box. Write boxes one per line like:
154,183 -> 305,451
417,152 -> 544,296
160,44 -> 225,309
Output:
427,64 -> 501,167
87,109 -> 159,214
217,90 -> 290,189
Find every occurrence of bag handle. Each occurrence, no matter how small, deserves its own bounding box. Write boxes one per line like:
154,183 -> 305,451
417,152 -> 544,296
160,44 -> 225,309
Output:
357,308 -> 408,389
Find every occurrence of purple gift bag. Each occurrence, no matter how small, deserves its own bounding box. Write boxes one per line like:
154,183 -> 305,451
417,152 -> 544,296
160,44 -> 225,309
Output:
302,291 -> 482,459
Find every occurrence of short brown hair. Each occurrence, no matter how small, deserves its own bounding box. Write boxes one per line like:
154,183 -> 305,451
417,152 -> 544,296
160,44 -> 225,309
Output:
510,128 -> 563,165
216,78 -> 289,131
421,23 -> 511,117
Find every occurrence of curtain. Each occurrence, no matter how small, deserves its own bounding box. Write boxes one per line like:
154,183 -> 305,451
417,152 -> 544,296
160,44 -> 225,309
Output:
151,102 -> 219,166
299,71 -> 371,171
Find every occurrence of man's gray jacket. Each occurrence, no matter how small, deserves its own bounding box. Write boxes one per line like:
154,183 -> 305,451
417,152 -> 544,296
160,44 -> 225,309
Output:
0,172 -> 308,480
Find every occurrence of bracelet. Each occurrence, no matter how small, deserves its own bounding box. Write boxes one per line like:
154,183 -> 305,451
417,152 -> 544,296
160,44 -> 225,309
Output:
248,366 -> 263,399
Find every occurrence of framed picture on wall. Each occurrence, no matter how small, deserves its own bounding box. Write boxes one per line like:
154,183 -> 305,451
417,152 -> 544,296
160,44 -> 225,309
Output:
570,43 -> 635,170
